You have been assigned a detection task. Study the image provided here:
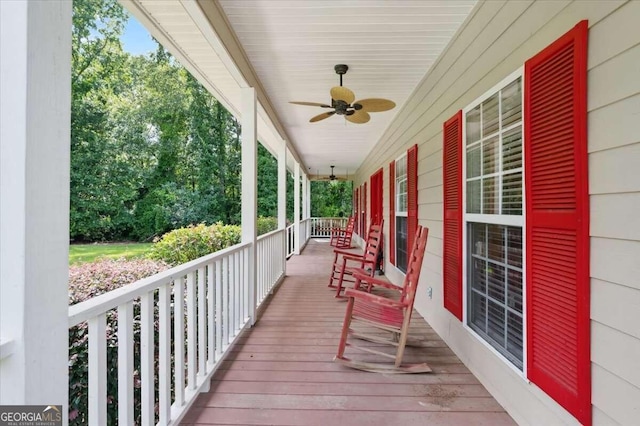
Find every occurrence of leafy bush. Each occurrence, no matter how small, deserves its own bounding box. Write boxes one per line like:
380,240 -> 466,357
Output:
257,216 -> 278,236
149,222 -> 241,265
68,258 -> 169,425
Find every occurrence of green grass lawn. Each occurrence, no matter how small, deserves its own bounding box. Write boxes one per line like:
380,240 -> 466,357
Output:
69,243 -> 153,265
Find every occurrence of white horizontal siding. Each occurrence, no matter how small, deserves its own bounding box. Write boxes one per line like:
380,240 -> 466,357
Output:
354,0 -> 638,425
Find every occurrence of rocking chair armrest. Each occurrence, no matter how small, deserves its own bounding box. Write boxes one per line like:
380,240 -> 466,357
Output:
344,288 -> 406,308
342,254 -> 366,264
351,272 -> 402,292
333,248 -> 363,257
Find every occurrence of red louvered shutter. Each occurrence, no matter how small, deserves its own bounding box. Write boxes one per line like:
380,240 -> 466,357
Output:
407,145 -> 418,252
354,187 -> 359,236
363,182 -> 368,235
389,161 -> 396,265
525,20 -> 590,425
443,111 -> 463,321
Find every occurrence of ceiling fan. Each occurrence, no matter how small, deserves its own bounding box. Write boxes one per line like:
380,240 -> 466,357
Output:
290,64 -> 396,124
317,165 -> 348,181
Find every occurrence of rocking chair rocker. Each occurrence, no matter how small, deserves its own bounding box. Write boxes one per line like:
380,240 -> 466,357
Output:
328,220 -> 383,299
330,216 -> 355,249
334,225 -> 430,373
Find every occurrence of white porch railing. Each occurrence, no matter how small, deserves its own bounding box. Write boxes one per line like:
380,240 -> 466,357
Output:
300,218 -> 310,248
68,230 -> 286,426
310,217 -> 348,238
256,228 -> 286,305
286,224 -> 295,258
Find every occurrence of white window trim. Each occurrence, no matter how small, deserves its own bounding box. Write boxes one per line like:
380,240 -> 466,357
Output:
461,66 -> 528,379
393,153 -> 408,275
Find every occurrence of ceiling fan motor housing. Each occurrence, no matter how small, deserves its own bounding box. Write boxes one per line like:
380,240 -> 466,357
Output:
334,64 -> 348,75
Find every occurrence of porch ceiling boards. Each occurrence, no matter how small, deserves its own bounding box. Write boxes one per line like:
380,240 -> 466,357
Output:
123,0 -> 476,178
181,240 -> 515,426
218,0 -> 476,177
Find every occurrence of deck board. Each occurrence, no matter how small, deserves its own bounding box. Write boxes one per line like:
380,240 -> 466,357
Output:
182,239 -> 515,425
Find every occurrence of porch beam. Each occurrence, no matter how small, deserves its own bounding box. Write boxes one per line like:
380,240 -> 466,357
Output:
0,0 -> 71,414
294,163 -> 301,255
241,87 -> 258,325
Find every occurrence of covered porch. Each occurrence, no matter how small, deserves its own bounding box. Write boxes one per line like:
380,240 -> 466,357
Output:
182,239 -> 515,426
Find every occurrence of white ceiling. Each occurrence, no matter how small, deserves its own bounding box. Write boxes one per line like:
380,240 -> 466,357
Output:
124,0 -> 476,178
217,0 -> 476,178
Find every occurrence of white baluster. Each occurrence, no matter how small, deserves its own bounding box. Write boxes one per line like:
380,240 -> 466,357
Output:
88,314 -> 107,426
207,263 -> 215,366
117,303 -> 134,425
158,284 -> 171,425
140,292 -> 154,426
198,267 -> 206,377
174,278 -> 185,406
187,271 -> 196,390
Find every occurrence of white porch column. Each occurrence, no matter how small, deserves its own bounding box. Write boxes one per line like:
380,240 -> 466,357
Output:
241,87 -> 258,325
293,163 -> 301,255
307,178 -> 312,219
301,173 -> 308,220
277,141 -> 287,271
0,0 -> 71,413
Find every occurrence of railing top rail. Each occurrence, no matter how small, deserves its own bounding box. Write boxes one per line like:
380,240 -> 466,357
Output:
68,241 -> 251,327
257,227 -> 285,241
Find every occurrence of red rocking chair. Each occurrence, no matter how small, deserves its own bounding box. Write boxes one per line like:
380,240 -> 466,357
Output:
329,216 -> 355,249
328,221 -> 383,299
334,225 -> 430,373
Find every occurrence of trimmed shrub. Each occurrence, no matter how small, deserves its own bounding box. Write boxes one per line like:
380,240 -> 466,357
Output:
68,258 -> 169,425
257,216 -> 278,236
149,222 -> 241,265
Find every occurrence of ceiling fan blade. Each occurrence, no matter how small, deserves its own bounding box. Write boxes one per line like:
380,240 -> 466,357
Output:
310,111 -> 335,123
353,98 -> 396,112
289,101 -> 332,108
346,110 -> 370,124
330,86 -> 355,104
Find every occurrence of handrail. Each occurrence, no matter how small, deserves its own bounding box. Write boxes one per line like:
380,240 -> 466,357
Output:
257,227 -> 285,241
69,241 -> 251,327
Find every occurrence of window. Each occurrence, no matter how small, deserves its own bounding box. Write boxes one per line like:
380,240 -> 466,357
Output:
395,154 -> 408,272
464,72 -> 524,370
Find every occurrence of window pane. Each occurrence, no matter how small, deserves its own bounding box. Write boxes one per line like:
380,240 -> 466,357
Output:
487,299 -> 506,346
507,269 -> 523,311
470,291 -> 486,330
507,312 -> 523,365
396,216 -> 408,273
466,180 -> 481,213
470,222 -> 486,257
482,176 -> 498,214
466,145 -> 481,178
501,78 -> 522,128
468,223 -> 523,370
482,136 -> 499,175
482,94 -> 499,137
507,227 -> 523,268
502,171 -> 522,215
487,225 -> 504,262
487,263 -> 505,303
503,126 -> 522,171
396,157 -> 407,177
466,105 -> 481,145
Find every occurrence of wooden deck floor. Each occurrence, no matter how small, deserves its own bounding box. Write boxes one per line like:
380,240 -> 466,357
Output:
182,240 -> 516,426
